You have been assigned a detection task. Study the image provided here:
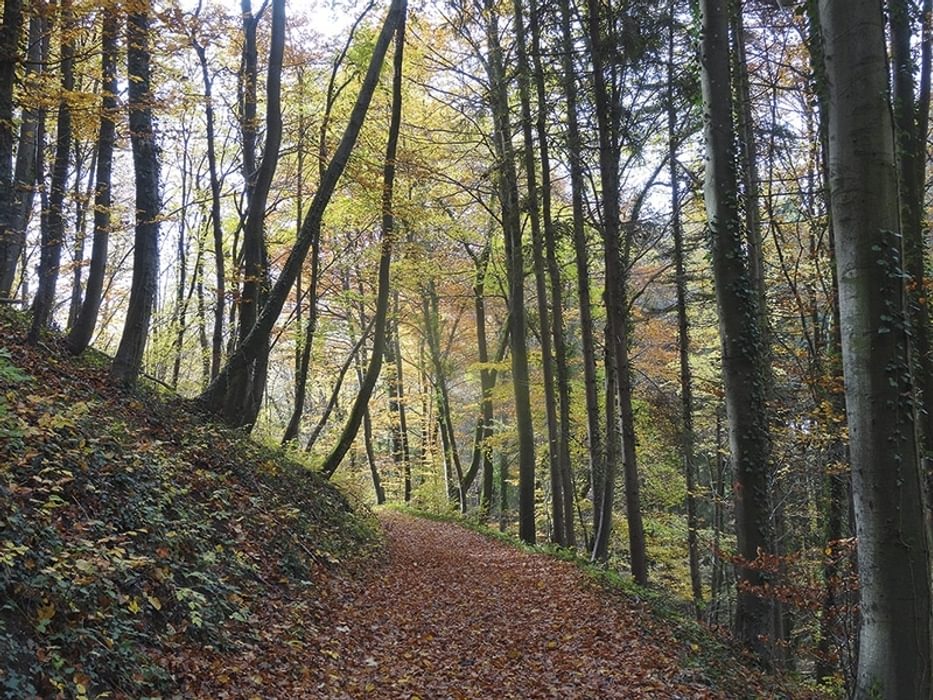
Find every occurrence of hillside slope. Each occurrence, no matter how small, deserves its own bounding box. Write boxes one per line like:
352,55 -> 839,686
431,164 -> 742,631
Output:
0,311 -> 381,699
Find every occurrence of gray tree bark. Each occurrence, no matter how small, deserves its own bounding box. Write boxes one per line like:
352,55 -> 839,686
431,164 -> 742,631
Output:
820,0 -> 932,695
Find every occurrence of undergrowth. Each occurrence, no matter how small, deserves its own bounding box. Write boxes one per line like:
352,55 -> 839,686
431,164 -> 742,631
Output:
0,310 -> 380,699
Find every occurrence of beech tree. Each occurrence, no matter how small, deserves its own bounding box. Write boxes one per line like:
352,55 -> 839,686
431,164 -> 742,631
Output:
819,0 -> 932,695
110,1 -> 160,384
67,4 -> 118,355
698,0 -> 774,662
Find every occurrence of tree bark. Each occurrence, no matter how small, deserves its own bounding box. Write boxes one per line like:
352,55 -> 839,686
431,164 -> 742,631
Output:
226,0 -> 285,426
0,0 -> 23,299
484,0 -> 536,544
513,0 -> 563,545
0,13 -> 41,299
530,0 -> 574,547
820,0 -> 932,695
698,0 -> 774,661
557,0 -> 603,547
668,2 -> 702,615
67,6 -> 117,354
890,0 -> 933,475
110,2 -> 161,385
191,27 -> 226,380
28,0 -> 74,342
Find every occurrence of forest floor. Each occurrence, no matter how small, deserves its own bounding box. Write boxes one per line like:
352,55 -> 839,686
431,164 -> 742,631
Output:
306,511 -> 729,699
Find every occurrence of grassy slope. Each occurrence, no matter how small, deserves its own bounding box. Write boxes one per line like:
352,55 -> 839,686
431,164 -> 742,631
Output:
0,310 -> 381,699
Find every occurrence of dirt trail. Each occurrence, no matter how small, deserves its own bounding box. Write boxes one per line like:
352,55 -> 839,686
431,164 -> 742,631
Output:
311,512 -> 724,699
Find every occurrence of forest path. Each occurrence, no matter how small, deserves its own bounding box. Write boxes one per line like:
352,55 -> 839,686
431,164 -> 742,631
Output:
312,512 -> 724,699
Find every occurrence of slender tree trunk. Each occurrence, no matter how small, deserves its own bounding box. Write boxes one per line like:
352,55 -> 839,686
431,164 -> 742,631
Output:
512,0 -> 562,544
698,0 -> 773,661
392,294 -> 413,501
890,0 -> 933,470
584,0 -> 646,580
820,1 -> 932,695
384,294 -> 412,497
226,0 -> 285,427
529,0 -> 574,546
191,32 -> 226,380
347,294 -> 386,505
484,0 -> 536,544
28,0 -> 74,342
0,13 -> 41,299
0,0 -> 22,299
421,281 -> 466,509
806,6 -> 851,681
668,6 -> 702,615
67,145 -> 96,331
557,0 -> 603,545
110,2 -> 161,385
320,3 -> 406,478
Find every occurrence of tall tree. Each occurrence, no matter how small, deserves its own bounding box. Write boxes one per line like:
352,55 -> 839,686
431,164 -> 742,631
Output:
483,0 -> 536,544
584,0 -> 647,580
190,8 -> 227,380
67,4 -> 118,354
224,0 -> 286,425
820,0 -> 932,695
0,0 -> 23,298
890,0 -> 933,465
110,1 -> 161,384
557,0 -> 603,548
513,0 -> 563,544
698,0 -> 774,661
668,0 -> 701,614
529,0 -> 575,546
320,0 -> 406,478
28,0 -> 74,342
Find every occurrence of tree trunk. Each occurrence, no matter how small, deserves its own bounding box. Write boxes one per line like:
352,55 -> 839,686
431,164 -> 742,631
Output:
668,5 -> 702,615
67,7 -> 117,354
28,0 -> 74,342
0,13 -> 41,299
421,280 -> 466,509
384,293 -> 412,499
320,2 -> 406,479
484,0 -> 536,544
191,30 -> 226,380
0,0 -> 22,299
530,0 -> 574,546
820,0 -> 932,695
557,0 -> 603,546
584,0 -> 647,581
226,0 -> 285,427
698,0 -> 774,662
890,0 -> 933,475
110,2 -> 161,385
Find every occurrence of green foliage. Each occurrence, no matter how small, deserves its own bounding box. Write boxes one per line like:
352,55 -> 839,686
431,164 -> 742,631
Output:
0,347 -> 31,438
